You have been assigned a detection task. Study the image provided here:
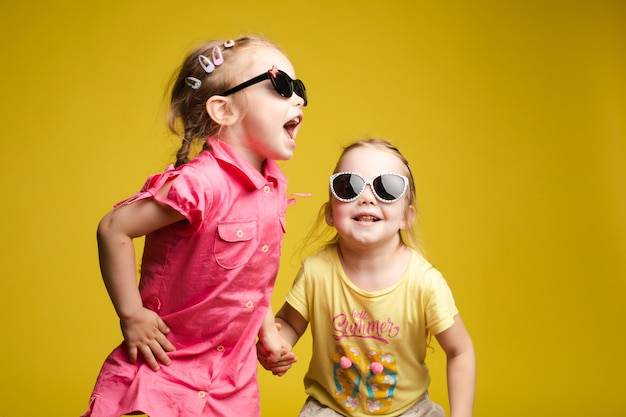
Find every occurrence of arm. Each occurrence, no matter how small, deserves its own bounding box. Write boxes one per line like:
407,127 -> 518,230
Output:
257,302 -> 308,376
435,315 -> 476,417
257,306 -> 288,363
97,196 -> 184,371
275,302 -> 308,347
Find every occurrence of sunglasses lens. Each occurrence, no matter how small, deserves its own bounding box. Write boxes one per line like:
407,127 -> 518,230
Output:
272,71 -> 293,98
293,80 -> 308,106
332,173 -> 364,201
373,174 -> 406,201
269,70 -> 308,106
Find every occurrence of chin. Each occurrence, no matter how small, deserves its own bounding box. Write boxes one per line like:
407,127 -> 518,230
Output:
279,143 -> 296,160
269,148 -> 294,162
280,150 -> 295,161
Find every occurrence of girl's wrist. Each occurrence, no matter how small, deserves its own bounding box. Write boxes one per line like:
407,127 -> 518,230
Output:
116,303 -> 145,321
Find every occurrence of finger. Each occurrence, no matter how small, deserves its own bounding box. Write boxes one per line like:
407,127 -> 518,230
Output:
279,352 -> 298,363
279,347 -> 295,360
257,356 -> 269,368
267,350 -> 282,363
139,344 -> 161,371
256,341 -> 268,356
150,339 -> 172,366
272,359 -> 296,368
271,364 -> 292,376
157,318 -> 171,334
153,348 -> 172,366
156,333 -> 176,353
126,344 -> 138,364
265,357 -> 294,368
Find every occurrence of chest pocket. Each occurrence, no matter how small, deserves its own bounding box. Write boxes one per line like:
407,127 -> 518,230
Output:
214,219 -> 257,269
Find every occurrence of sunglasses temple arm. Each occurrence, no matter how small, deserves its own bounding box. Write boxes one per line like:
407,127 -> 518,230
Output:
220,73 -> 269,96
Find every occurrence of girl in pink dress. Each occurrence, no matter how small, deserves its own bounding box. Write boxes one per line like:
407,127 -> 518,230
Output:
83,35 -> 307,417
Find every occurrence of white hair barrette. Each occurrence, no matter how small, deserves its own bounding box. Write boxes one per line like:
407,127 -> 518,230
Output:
186,40 -> 236,89
198,40 -> 235,74
184,77 -> 202,90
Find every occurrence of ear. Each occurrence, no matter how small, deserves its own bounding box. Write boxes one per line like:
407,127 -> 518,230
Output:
205,95 -> 239,126
324,204 -> 334,226
402,205 -> 417,230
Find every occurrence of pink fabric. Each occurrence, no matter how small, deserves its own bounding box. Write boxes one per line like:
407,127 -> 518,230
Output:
83,138 -> 288,417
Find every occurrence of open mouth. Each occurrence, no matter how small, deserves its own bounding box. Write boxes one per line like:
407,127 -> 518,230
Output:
354,215 -> 380,223
284,116 -> 302,140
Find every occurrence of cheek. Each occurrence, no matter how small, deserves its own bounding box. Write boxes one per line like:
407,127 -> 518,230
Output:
384,204 -> 408,222
329,202 -> 351,222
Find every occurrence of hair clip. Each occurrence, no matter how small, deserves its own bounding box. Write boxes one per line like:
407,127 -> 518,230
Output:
189,41 -> 234,89
198,55 -> 215,73
185,77 -> 202,90
211,45 -> 224,66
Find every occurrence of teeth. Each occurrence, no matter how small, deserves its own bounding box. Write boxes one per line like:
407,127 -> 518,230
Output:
356,215 -> 378,222
285,117 -> 300,127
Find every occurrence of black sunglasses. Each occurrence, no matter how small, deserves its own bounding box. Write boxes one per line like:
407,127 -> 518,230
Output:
330,172 -> 409,203
219,66 -> 308,106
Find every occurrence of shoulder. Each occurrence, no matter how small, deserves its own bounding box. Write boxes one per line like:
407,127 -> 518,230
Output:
405,250 -> 449,289
302,246 -> 338,271
181,151 -> 221,177
172,151 -> 232,193
296,246 -> 340,290
406,250 -> 436,276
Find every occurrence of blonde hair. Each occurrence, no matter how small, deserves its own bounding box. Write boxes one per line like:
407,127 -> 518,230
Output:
166,35 -> 283,167
300,138 -> 425,258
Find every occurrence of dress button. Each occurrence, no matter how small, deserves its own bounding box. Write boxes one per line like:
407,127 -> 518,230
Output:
261,245 -> 269,253
216,345 -> 225,352
236,229 -> 244,238
263,185 -> 271,193
246,301 -> 254,309
198,391 -> 206,398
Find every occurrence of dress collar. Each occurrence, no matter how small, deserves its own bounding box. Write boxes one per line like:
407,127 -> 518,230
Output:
206,137 -> 287,190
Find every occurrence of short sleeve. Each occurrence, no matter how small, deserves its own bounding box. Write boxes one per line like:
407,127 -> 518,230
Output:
114,164 -> 212,230
285,266 -> 310,322
423,268 -> 459,335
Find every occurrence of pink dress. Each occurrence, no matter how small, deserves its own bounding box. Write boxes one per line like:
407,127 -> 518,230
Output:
83,138 -> 288,417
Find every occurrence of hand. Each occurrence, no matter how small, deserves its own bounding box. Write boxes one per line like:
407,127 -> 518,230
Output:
257,340 -> 298,376
259,329 -> 284,364
120,307 -> 176,371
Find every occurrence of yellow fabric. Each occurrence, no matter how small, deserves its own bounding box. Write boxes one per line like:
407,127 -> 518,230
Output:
286,246 -> 458,416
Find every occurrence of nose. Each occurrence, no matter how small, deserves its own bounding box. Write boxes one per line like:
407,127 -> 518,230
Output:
358,184 -> 377,204
292,93 -> 305,107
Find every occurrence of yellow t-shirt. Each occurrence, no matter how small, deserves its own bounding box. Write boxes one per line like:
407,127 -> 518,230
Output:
286,246 -> 458,416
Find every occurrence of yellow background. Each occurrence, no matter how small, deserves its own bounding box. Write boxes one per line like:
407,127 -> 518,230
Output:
1,1 -> 624,416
